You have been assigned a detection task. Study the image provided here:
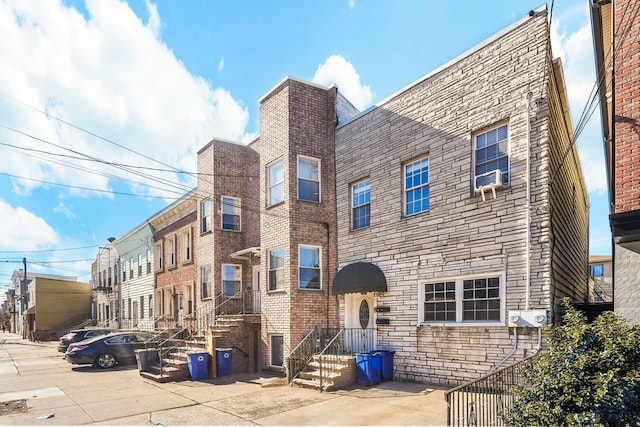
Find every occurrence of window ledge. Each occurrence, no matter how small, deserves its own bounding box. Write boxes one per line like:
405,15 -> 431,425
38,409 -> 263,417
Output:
266,201 -> 285,210
418,321 -> 505,328
267,289 -> 286,294
298,288 -> 323,292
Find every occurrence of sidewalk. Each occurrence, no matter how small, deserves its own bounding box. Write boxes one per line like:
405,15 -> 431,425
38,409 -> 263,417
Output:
0,333 -> 448,426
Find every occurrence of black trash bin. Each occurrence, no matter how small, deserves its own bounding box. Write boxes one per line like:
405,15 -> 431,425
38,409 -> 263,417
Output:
187,352 -> 209,380
216,348 -> 233,376
355,352 -> 381,386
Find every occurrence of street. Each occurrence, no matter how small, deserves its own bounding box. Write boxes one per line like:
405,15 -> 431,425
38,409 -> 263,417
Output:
0,333 -> 448,426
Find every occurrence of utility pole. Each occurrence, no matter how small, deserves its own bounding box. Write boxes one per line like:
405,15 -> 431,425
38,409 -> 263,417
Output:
22,257 -> 27,339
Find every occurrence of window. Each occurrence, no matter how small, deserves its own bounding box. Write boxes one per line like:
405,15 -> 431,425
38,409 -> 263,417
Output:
221,196 -> 241,231
129,256 -> 134,278
164,288 -> 173,317
154,241 -> 163,271
299,245 -> 321,290
181,227 -> 192,263
201,199 -> 212,233
268,160 -> 284,206
590,264 -> 604,277
155,290 -> 162,316
146,249 -> 152,273
121,258 -> 126,282
148,294 -> 153,318
140,296 -> 144,319
201,266 -> 211,299
404,157 -> 429,216
421,275 -> 504,324
474,124 -> 509,185
270,335 -> 284,367
167,235 -> 176,267
352,179 -> 371,230
138,253 -> 142,277
185,283 -> 193,314
269,248 -> 285,291
222,264 -> 241,296
298,156 -> 320,202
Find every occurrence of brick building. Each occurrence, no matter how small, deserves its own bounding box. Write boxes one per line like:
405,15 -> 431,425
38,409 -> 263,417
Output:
591,0 -> 640,323
151,191 -> 198,330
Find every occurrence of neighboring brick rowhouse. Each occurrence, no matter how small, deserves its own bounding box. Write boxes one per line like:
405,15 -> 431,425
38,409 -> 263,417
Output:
257,79 -> 339,369
614,0 -> 640,214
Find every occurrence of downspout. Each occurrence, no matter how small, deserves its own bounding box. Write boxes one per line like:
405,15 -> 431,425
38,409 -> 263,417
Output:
526,91 -> 533,310
324,222 -> 330,331
489,328 -> 518,373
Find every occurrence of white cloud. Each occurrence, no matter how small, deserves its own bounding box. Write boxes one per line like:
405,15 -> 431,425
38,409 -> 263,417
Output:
348,0 -> 355,10
218,56 -> 225,72
0,200 -> 59,250
312,55 -> 373,111
144,0 -> 161,38
54,201 -> 76,220
0,0 -> 249,200
550,9 -> 608,195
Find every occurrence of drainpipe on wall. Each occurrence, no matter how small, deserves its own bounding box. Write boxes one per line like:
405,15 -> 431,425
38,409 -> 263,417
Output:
526,91 -> 533,310
323,222 -> 330,331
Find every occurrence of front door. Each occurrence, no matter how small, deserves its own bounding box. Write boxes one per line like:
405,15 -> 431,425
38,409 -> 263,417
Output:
344,292 -> 376,353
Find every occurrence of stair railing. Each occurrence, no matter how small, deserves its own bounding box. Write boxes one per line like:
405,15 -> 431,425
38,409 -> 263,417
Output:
317,329 -> 348,392
287,327 -> 319,384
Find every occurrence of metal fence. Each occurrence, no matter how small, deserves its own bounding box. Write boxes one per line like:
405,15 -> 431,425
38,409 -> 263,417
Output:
445,356 -> 535,426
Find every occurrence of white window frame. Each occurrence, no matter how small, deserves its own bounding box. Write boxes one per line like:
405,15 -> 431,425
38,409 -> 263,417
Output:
222,264 -> 242,296
351,179 -> 371,230
221,196 -> 241,231
146,249 -> 152,273
418,272 -> 506,326
268,159 -> 285,206
167,234 -> 176,268
201,199 -> 212,233
138,253 -> 143,277
201,265 -> 211,300
297,155 -> 321,202
298,245 -> 321,290
473,123 -> 510,187
129,256 -> 134,278
181,226 -> 192,263
268,248 -> 285,291
404,156 -> 430,216
154,241 -> 163,272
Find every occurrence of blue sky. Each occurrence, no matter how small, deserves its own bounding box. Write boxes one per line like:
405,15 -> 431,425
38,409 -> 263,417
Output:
0,0 -> 609,303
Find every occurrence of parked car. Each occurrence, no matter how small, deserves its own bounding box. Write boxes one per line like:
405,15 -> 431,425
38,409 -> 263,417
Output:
57,328 -> 113,352
64,332 -> 161,369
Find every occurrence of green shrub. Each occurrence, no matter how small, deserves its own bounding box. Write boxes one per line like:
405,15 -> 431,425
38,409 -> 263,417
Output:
504,300 -> 640,426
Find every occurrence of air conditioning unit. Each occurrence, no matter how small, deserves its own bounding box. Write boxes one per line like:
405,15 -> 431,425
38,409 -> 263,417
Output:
474,169 -> 503,191
474,169 -> 503,201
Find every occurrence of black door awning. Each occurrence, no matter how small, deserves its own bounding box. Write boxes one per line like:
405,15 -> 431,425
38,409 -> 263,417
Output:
332,262 -> 387,295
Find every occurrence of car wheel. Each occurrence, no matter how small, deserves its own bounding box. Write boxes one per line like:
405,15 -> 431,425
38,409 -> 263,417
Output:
95,353 -> 117,369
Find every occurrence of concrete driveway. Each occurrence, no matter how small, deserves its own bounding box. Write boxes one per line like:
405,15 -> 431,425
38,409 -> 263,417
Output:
0,333 -> 448,426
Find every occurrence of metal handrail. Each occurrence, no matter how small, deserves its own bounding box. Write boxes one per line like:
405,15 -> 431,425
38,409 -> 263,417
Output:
445,355 -> 536,426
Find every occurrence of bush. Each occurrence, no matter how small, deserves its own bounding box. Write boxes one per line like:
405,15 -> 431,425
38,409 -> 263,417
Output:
504,300 -> 640,426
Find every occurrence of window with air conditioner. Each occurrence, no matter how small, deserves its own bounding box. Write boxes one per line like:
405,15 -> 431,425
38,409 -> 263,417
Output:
474,123 -> 509,192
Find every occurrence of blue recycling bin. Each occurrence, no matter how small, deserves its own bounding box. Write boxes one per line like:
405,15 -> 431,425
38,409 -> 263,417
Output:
375,350 -> 395,381
216,348 -> 233,376
187,352 -> 209,380
355,352 -> 381,386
